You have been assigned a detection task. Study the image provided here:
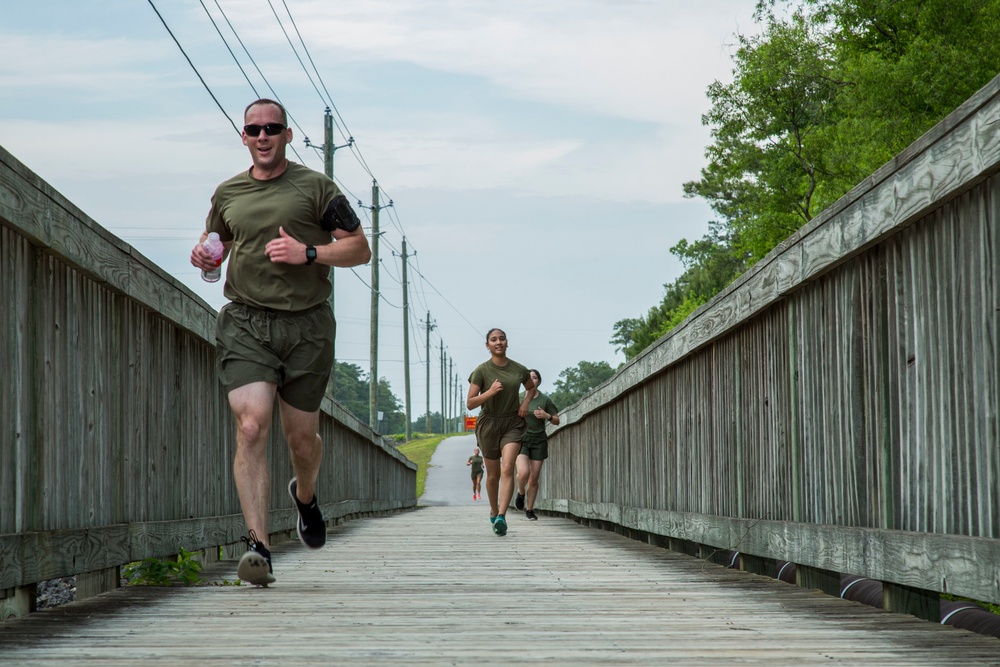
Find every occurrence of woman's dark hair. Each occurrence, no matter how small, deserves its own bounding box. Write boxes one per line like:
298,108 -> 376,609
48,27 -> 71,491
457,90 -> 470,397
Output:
529,369 -> 542,384
485,328 -> 506,342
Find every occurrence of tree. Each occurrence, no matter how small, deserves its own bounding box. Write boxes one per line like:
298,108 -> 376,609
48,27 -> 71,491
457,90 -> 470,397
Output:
333,362 -> 370,424
332,361 -> 404,434
411,411 -> 445,434
801,0 -> 1000,190
683,10 -> 845,262
549,361 -> 617,410
614,0 -> 1000,361
612,231 -> 747,360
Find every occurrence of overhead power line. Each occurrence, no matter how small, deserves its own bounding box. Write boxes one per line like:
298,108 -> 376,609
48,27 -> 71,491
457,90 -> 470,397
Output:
153,0 -> 480,393
147,0 -> 239,135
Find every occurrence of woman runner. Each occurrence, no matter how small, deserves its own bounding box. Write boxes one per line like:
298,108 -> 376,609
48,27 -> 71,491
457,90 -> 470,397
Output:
466,328 -> 536,536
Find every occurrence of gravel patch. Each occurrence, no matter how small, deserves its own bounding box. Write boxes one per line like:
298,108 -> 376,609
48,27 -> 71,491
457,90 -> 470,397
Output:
36,577 -> 76,610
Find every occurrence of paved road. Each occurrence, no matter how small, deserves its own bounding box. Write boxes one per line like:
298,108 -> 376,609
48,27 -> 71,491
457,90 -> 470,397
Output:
420,433 -> 488,507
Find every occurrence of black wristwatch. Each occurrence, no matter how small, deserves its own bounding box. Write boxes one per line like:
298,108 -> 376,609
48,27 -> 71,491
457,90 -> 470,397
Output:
305,246 -> 317,265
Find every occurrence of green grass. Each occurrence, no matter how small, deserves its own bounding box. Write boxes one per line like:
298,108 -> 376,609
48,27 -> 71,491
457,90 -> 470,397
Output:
396,433 -> 462,498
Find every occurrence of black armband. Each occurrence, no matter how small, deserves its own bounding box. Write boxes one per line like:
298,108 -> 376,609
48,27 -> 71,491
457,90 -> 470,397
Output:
321,194 -> 361,233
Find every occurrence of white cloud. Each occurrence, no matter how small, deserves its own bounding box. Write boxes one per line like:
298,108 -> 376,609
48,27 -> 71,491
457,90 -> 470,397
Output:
1,0 -> 757,412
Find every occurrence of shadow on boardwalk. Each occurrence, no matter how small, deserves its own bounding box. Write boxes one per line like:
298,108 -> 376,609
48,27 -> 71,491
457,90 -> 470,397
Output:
1,506 -> 998,666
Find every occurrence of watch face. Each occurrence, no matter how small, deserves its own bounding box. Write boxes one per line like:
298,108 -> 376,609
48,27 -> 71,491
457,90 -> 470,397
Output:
306,246 -> 317,263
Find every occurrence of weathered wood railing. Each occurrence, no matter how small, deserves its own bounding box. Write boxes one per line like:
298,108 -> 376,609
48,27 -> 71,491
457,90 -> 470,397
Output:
0,146 -> 416,618
540,74 -> 1000,618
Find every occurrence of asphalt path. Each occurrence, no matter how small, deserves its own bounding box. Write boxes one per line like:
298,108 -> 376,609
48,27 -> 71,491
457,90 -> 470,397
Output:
420,433 -> 488,507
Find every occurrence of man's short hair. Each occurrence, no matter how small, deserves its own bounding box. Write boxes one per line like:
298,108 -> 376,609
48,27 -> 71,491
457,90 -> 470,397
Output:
244,98 -> 288,125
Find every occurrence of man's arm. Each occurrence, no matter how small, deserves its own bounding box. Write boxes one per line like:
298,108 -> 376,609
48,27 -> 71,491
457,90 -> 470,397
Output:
264,226 -> 371,267
324,226 -> 371,267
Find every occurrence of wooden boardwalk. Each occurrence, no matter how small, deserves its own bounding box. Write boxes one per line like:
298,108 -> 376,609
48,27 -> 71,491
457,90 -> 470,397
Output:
1,506 -> 997,666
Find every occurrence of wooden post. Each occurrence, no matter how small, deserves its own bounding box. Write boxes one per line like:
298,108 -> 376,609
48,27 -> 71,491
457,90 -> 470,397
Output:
883,582 -> 939,622
78,567 -> 120,601
0,586 -> 36,620
797,564 -> 840,597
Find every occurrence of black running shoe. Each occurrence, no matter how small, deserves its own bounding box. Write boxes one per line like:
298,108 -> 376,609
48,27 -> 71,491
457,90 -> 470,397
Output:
288,478 -> 327,549
238,530 -> 275,586
525,509 -> 538,521
515,493 -> 525,511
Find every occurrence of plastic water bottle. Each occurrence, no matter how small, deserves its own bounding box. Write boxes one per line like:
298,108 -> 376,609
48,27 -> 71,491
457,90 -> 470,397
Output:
201,232 -> 224,283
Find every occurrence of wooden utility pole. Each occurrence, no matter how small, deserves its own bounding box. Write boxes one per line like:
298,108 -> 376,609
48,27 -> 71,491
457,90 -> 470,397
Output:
455,372 -> 461,432
365,181 -> 391,432
323,109 -> 336,397
305,108 -> 352,399
424,311 -> 434,433
460,373 -> 464,430
401,238 -> 412,441
441,338 -> 448,433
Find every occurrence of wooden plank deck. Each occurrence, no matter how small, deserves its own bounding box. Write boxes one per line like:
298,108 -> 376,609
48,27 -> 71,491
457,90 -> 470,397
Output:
1,506 -> 997,666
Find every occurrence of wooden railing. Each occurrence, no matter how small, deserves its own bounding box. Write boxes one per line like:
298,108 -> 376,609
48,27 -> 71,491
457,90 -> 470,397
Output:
539,74 -> 1000,618
0,146 -> 416,617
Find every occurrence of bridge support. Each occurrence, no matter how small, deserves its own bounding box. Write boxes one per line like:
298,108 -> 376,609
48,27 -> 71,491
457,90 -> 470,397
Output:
0,586 -> 36,620
883,581 -> 939,622
796,564 -> 840,597
740,553 -> 776,578
77,567 -> 120,601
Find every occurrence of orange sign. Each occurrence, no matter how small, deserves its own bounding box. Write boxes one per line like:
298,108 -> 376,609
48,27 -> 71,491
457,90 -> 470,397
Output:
464,416 -> 477,431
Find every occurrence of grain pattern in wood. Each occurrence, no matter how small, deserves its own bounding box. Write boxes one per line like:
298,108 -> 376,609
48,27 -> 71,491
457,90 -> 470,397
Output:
1,507 -> 996,666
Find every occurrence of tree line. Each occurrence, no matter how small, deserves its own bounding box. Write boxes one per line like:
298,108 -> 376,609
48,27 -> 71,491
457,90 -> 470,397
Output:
337,358 -> 617,438
612,0 -> 1000,360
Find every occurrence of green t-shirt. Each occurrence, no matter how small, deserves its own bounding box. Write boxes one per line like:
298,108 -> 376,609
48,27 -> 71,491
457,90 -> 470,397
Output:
468,359 -> 531,417
206,162 -> 342,311
521,391 -> 559,433
467,455 -> 483,475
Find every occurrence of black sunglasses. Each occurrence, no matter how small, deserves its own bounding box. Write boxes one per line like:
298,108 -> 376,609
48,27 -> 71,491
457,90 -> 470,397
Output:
243,123 -> 286,137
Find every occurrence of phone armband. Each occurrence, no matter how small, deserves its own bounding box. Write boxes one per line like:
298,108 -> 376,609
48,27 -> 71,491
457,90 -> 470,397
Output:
321,194 -> 361,233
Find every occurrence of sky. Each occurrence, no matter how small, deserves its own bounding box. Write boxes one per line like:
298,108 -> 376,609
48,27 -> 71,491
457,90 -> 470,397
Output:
0,0 -> 762,423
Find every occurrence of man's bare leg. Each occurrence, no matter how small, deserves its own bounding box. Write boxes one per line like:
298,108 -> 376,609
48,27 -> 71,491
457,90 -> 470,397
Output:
279,399 -> 322,503
280,398 -> 327,549
230,382 -> 277,545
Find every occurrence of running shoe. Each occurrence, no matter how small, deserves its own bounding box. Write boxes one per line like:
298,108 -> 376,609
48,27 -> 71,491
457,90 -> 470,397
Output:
525,509 -> 538,521
237,530 -> 275,586
288,478 -> 327,549
515,493 -> 525,511
493,514 -> 508,536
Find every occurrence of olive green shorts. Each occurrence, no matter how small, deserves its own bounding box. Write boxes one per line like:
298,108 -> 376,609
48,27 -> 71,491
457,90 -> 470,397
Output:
519,431 -> 549,461
475,414 -> 526,460
215,301 -> 335,412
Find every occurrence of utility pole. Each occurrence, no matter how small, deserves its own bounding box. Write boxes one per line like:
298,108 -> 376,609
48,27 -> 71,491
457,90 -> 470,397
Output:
400,238 -> 412,442
361,180 -> 392,432
455,372 -> 461,432
424,311 -> 435,433
305,107 -> 353,398
441,338 -> 448,433
448,357 -> 454,434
